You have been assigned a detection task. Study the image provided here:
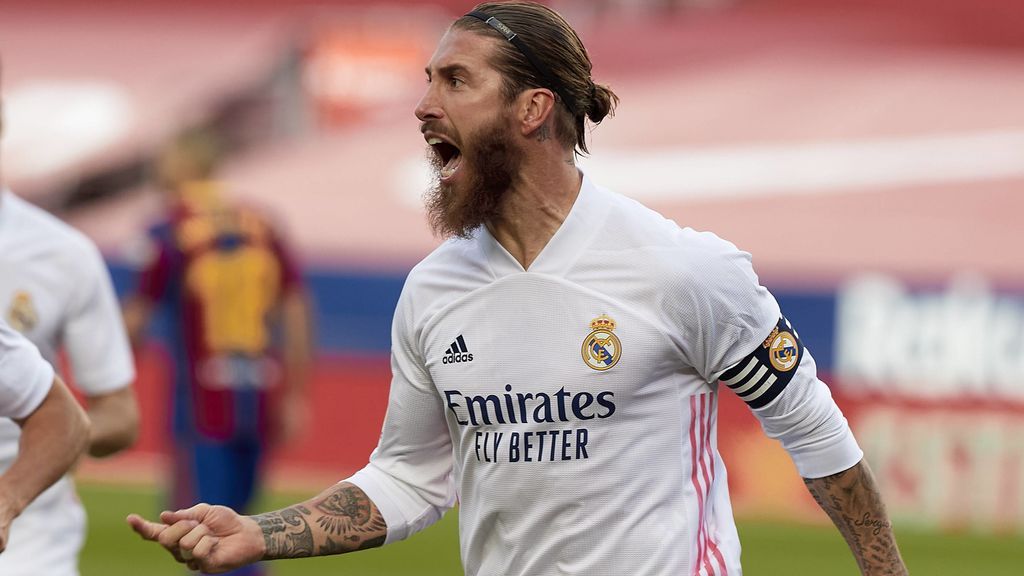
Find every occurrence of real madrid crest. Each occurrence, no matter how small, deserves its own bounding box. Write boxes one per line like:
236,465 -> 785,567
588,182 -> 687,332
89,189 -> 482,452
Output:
581,314 -> 621,371
6,291 -> 38,333
767,329 -> 799,372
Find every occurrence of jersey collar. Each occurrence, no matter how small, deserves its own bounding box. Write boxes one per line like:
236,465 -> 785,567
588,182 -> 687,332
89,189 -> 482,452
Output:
479,171 -> 612,278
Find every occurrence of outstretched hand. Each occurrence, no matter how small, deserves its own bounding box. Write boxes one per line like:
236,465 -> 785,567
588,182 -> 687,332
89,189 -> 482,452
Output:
127,503 -> 265,574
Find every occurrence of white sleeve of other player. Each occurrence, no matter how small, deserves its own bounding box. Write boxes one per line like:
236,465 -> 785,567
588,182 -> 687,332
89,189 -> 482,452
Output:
675,231 -> 862,479
62,241 -> 136,395
345,289 -> 456,544
0,320 -> 55,419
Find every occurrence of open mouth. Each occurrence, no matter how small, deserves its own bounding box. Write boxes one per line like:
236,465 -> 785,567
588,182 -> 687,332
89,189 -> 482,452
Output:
428,137 -> 463,180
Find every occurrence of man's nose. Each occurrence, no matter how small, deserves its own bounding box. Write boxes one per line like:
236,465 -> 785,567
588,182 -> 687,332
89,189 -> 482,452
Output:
415,85 -> 443,122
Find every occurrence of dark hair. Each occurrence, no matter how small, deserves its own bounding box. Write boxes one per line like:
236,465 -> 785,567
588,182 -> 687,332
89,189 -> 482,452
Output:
455,1 -> 618,155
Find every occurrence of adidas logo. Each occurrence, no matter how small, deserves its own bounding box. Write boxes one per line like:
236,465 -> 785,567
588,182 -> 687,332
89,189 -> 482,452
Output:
442,335 -> 474,364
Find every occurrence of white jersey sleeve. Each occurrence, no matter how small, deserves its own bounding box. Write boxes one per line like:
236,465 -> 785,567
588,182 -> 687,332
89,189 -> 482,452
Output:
61,240 -> 135,395
746,347 -> 864,478
0,321 -> 55,419
671,230 -> 781,380
345,286 -> 456,544
675,232 -> 862,479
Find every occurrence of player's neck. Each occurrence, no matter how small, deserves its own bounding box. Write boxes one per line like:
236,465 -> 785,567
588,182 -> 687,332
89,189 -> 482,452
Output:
487,157 -> 582,270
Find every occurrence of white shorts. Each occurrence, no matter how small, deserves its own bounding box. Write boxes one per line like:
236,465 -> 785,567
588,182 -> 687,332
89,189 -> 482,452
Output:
0,477 -> 86,576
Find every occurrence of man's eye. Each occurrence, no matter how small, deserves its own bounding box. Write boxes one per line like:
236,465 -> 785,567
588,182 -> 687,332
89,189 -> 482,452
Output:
449,77 -> 464,88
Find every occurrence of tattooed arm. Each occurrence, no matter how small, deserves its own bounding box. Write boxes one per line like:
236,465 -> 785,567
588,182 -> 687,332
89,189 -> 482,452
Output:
254,482 -> 386,559
128,482 -> 386,573
803,459 -> 908,575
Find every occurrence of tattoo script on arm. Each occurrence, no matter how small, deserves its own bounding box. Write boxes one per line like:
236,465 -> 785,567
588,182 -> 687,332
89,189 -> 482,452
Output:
253,483 -> 387,560
803,460 -> 908,575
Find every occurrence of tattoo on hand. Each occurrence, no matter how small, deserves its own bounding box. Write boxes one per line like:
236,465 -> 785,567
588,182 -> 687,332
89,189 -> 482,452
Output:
804,461 -> 907,575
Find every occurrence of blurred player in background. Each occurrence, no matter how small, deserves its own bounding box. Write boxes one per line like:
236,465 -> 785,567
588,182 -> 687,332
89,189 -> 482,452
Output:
0,320 -> 91,558
122,127 -> 313,576
129,3 -> 906,575
0,61 -> 139,576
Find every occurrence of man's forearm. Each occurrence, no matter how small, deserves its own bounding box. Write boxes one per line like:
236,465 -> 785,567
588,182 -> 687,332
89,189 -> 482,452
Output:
803,459 -> 907,575
1,377 -> 89,515
252,482 -> 386,560
86,387 -> 140,457
122,296 -> 154,349
282,289 -> 313,393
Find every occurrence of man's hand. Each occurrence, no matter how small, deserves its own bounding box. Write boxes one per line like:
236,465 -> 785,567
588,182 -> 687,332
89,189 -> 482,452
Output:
127,504 -> 265,574
129,483 -> 387,571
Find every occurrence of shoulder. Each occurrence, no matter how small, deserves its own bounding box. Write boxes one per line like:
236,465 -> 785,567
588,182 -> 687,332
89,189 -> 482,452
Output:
673,227 -> 755,280
595,184 -> 752,278
0,321 -> 53,417
589,184 -> 774,321
6,193 -> 82,242
397,233 -> 489,323
7,194 -> 107,271
403,235 -> 482,297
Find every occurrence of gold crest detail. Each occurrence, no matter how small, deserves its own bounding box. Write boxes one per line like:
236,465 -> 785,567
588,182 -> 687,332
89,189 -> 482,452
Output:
6,291 -> 38,333
581,314 -> 621,371
768,331 -> 799,372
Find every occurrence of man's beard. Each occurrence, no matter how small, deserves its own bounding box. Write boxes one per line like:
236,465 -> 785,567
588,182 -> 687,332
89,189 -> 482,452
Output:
424,119 -> 521,239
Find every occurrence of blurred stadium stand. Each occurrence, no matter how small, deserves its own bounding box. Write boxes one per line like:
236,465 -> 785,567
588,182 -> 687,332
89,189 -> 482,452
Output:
2,0 -> 1023,534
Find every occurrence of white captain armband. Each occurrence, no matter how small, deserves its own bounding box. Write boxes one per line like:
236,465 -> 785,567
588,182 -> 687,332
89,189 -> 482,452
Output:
719,317 -> 802,409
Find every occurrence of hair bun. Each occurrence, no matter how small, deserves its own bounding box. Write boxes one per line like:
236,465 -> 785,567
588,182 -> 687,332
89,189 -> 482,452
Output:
587,82 -> 619,124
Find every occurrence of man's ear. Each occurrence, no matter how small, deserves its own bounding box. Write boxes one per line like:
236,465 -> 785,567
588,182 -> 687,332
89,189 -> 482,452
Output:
518,88 -> 556,138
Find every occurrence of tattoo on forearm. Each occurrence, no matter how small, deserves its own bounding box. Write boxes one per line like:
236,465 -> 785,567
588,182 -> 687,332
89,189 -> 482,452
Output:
314,485 -> 387,549
255,483 -> 387,560
804,461 -> 908,575
254,506 -> 314,559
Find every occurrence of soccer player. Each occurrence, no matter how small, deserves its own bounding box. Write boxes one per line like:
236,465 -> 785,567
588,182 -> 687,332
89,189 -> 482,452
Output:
0,320 -> 91,558
122,128 -> 313,576
128,3 -> 908,575
0,63 -> 139,575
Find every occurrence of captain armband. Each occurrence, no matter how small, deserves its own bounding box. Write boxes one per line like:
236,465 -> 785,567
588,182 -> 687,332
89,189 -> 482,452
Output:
719,316 -> 802,409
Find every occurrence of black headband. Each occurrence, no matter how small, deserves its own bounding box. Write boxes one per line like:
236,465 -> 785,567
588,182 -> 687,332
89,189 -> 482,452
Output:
465,10 -> 577,116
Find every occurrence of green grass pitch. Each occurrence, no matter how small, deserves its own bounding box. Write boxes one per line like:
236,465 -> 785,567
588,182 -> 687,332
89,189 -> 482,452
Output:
80,481 -> 1022,575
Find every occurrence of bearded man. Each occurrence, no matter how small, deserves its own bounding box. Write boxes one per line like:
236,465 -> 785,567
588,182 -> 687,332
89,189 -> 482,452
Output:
129,3 -> 907,575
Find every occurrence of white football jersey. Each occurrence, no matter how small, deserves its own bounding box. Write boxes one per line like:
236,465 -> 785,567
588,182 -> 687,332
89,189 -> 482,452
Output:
348,175 -> 861,576
0,189 -> 135,576
0,320 -> 53,419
